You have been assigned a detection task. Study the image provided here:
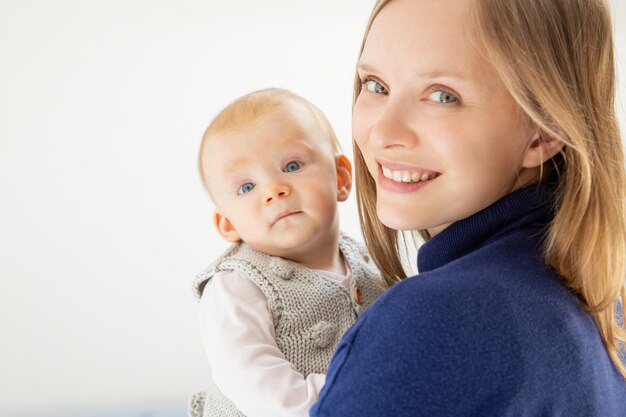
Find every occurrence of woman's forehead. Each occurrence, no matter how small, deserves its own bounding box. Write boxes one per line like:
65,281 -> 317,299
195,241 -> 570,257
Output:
360,0 -> 493,85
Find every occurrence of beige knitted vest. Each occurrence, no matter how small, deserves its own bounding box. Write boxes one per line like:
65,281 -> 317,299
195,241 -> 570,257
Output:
188,233 -> 385,417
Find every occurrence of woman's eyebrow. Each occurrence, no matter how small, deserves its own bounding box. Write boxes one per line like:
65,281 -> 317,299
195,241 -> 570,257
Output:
415,69 -> 470,83
358,61 -> 471,84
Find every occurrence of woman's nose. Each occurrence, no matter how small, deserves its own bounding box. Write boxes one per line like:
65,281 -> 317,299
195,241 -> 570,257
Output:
369,99 -> 419,149
263,183 -> 290,204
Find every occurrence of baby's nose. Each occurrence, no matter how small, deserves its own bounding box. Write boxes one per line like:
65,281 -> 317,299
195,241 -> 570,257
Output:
264,183 -> 290,204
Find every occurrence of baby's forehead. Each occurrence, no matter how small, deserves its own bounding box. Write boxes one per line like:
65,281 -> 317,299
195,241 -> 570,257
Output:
206,104 -> 335,153
223,101 -> 312,131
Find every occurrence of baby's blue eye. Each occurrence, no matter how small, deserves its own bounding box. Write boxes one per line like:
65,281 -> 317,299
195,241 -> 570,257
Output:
428,90 -> 459,104
284,161 -> 302,172
238,182 -> 255,195
363,79 -> 388,95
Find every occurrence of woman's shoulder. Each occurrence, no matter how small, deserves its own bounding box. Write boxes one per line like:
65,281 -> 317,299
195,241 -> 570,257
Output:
362,268 -> 515,336
316,257 -> 624,417
354,243 -> 590,367
374,241 -> 580,332
314,269 -> 524,416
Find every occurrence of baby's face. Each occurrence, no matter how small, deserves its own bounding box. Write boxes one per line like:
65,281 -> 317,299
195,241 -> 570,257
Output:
202,105 -> 347,260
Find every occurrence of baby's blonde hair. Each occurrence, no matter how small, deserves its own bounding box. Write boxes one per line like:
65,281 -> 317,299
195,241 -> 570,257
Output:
353,0 -> 626,376
198,88 -> 341,194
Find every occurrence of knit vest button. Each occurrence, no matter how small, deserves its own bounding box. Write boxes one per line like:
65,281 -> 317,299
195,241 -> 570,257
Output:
309,320 -> 338,349
363,254 -> 370,263
352,286 -> 363,305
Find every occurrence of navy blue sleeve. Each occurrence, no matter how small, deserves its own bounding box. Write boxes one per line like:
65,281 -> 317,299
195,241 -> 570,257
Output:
310,276 -> 522,417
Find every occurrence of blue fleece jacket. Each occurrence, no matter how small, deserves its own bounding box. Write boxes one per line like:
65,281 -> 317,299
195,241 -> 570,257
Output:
311,185 -> 626,417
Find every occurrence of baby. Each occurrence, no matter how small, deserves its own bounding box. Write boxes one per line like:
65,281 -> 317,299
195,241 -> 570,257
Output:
188,88 -> 385,417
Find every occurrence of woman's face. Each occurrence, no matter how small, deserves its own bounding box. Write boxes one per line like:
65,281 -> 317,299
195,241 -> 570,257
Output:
353,0 -> 538,236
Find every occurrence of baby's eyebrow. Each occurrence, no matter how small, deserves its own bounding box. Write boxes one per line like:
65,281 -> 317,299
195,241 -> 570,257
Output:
357,63 -> 376,73
222,158 -> 249,177
267,138 -> 318,158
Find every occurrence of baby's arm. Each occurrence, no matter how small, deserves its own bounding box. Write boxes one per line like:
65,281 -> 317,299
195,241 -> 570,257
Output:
199,269 -> 326,417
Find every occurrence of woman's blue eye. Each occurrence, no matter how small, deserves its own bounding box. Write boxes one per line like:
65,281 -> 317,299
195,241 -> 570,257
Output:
363,79 -> 388,95
284,161 -> 302,172
238,182 -> 255,195
428,90 -> 459,104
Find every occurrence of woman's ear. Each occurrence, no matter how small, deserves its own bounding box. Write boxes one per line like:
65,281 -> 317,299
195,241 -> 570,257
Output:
522,130 -> 565,168
214,211 -> 241,242
336,154 -> 353,202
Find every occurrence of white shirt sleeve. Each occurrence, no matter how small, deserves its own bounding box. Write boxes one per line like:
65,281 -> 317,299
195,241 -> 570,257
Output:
198,269 -> 327,417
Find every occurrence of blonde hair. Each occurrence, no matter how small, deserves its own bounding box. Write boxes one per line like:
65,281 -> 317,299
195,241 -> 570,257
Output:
198,88 -> 341,194
353,0 -> 626,376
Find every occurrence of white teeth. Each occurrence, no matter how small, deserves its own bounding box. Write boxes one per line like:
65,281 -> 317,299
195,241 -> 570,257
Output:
382,166 -> 437,183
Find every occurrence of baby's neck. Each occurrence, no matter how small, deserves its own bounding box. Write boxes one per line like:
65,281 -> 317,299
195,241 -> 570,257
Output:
295,245 -> 346,276
307,251 -> 347,276
283,235 -> 346,276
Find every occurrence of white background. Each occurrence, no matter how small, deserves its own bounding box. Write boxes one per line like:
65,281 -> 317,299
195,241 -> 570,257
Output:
1,1 -> 624,416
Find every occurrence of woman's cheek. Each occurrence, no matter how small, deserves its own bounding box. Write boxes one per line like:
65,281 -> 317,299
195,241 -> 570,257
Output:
352,105 -> 372,153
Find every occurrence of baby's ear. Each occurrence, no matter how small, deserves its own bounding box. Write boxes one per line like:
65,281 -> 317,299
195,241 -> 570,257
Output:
336,154 -> 352,202
214,211 -> 241,242
522,129 -> 565,168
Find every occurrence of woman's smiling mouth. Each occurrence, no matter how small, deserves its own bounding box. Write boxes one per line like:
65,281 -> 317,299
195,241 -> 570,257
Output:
381,166 -> 440,183
376,162 -> 441,192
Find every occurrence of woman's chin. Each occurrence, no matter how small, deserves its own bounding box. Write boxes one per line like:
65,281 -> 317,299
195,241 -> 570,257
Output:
376,203 -> 452,234
377,206 -> 421,231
